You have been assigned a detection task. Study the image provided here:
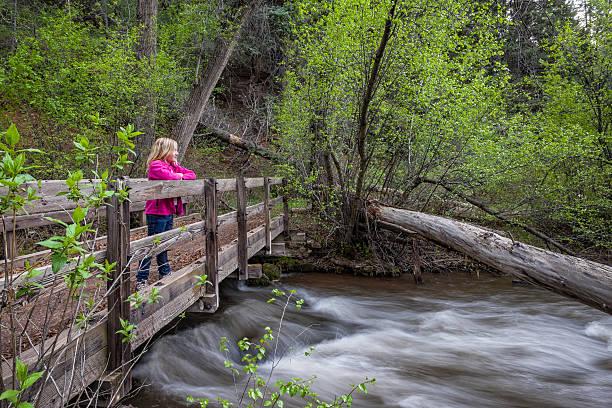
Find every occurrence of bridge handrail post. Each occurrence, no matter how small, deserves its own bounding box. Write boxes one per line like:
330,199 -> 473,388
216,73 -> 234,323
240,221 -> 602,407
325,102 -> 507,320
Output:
204,178 -> 219,304
264,177 -> 271,254
105,177 -> 132,393
236,175 -> 248,280
282,178 -> 289,237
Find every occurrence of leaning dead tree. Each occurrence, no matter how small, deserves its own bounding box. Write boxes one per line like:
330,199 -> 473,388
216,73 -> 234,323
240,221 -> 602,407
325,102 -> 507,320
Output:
174,0 -> 262,161
369,203 -> 612,315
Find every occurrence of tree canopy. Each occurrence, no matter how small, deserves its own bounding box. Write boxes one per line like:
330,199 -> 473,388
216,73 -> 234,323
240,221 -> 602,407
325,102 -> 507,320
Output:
0,0 -> 609,252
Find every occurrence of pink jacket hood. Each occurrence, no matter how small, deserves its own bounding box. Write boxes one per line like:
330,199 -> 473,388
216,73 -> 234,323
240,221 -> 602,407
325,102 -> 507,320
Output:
144,160 -> 197,216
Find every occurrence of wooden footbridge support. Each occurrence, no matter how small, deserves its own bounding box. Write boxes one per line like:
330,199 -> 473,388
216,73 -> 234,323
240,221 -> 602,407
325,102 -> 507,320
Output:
1,175 -> 292,407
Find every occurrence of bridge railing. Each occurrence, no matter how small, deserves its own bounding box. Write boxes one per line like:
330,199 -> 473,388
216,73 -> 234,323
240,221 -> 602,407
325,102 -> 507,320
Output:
1,175 -> 289,407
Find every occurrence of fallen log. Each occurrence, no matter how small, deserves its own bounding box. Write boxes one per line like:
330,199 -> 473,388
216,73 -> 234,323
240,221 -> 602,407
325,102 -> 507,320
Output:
369,203 -> 612,315
195,126 -> 285,163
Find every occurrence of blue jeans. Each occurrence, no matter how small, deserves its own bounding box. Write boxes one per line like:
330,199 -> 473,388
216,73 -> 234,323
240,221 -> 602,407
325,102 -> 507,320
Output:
137,214 -> 174,283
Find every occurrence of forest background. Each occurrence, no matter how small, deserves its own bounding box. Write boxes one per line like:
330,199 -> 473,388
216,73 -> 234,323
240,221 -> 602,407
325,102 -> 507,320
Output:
0,0 -> 609,259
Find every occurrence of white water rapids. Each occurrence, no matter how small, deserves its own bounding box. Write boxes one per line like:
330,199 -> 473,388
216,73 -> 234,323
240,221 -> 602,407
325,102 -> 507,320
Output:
129,273 -> 612,407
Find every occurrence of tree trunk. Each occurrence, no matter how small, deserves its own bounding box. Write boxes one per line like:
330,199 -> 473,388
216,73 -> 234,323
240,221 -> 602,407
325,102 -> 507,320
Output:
369,204 -> 612,315
174,0 -> 260,161
11,0 -> 17,52
346,0 -> 398,241
134,0 -> 158,174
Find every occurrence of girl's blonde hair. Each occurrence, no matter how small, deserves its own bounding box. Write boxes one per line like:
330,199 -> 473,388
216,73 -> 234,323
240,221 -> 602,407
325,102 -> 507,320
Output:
147,138 -> 178,165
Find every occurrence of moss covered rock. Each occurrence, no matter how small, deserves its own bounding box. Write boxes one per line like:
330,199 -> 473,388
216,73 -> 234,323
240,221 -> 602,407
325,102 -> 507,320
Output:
262,263 -> 281,281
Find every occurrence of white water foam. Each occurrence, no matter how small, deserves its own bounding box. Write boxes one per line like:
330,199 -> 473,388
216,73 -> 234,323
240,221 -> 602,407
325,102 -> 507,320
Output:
585,319 -> 612,351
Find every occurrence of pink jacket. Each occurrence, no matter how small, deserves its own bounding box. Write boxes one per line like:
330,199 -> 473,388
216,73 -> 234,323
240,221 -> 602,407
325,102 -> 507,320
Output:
144,160 -> 197,216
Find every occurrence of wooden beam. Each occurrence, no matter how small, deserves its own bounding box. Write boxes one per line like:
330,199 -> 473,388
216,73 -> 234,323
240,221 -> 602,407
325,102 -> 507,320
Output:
105,178 -> 132,395
0,198 -> 200,233
282,179 -> 289,237
127,179 -> 205,202
269,196 -> 283,208
271,242 -> 286,256
216,178 -> 269,192
204,178 -> 218,308
6,214 -> 201,285
236,175 -> 248,280
218,216 -> 282,280
2,229 -> 17,260
0,177 -> 195,217
248,264 -> 263,279
244,177 -> 264,189
215,178 -> 236,192
268,177 -> 283,186
7,207 -> 255,289
264,177 -> 271,254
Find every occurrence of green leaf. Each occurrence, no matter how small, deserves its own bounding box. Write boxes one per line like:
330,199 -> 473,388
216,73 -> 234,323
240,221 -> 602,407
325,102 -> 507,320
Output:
38,238 -> 63,249
66,223 -> 76,237
21,371 -> 43,389
51,253 -> 68,274
0,389 -> 19,403
24,268 -> 43,280
5,123 -> 20,148
42,217 -> 68,227
17,402 -> 34,408
15,358 -> 28,384
72,206 -> 88,224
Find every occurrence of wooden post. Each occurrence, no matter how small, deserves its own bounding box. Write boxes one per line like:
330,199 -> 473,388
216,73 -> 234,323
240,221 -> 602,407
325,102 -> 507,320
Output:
105,177 -> 132,394
236,175 -> 248,280
282,178 -> 289,237
204,178 -> 219,302
412,238 -> 423,284
2,230 -> 16,260
263,177 -> 271,254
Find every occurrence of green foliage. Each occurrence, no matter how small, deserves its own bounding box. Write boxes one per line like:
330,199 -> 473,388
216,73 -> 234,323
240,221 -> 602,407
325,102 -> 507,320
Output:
117,318 -> 136,344
277,0 -> 609,250
0,121 -> 141,406
2,12 -> 142,127
0,123 -> 41,215
194,274 -> 211,289
456,1 -> 611,248
278,0 -> 506,192
0,358 -> 43,407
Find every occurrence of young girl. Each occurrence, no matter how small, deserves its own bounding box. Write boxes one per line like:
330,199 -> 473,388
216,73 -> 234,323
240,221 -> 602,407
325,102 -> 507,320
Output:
136,138 -> 196,291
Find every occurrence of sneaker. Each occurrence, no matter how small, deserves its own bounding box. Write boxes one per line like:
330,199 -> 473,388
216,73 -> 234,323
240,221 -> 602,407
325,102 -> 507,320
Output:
136,281 -> 147,292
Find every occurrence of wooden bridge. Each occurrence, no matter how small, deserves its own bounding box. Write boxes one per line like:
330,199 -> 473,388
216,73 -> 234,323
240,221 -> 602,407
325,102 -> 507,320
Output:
1,176 -> 292,407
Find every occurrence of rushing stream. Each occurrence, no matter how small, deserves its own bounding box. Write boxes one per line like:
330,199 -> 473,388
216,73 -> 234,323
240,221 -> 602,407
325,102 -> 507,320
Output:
130,273 -> 612,407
